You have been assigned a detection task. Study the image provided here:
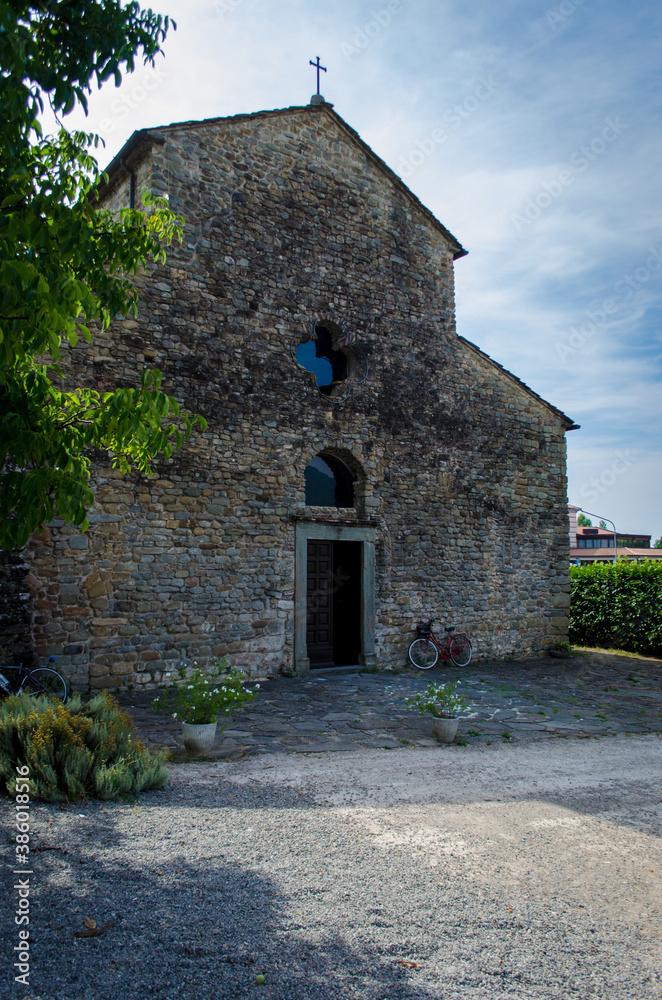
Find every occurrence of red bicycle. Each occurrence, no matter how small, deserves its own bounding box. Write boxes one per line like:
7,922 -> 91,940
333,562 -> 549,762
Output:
408,619 -> 472,669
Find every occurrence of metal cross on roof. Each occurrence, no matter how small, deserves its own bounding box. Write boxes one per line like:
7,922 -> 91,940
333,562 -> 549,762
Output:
309,56 -> 327,96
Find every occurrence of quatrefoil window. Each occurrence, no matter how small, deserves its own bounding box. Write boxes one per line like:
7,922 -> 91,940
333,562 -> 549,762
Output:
292,320 -> 367,402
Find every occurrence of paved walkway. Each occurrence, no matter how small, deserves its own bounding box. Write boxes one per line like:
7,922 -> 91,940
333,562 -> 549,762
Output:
117,648 -> 662,760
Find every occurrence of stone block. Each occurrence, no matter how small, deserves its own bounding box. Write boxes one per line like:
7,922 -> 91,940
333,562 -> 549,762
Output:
90,676 -> 121,689
110,662 -> 134,675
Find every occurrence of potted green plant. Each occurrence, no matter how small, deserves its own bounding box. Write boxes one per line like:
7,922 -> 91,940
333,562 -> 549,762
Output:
405,680 -> 469,743
151,657 -> 259,755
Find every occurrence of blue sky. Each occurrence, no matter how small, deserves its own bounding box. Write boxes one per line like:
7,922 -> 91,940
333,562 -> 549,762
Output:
50,0 -> 662,541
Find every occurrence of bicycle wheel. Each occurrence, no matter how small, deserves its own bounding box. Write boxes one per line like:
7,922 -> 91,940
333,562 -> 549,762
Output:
408,637 -> 439,669
20,667 -> 68,703
449,634 -> 472,667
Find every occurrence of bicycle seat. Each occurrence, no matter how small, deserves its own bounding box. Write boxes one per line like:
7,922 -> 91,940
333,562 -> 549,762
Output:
444,626 -> 455,633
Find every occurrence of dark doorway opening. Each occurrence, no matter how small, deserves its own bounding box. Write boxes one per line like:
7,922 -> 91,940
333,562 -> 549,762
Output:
306,539 -> 362,668
333,541 -> 362,666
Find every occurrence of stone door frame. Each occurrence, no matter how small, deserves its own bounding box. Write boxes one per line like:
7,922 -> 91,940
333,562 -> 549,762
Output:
294,522 -> 376,676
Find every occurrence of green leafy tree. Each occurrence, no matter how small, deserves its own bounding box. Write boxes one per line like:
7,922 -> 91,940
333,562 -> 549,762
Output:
577,513 -> 592,527
0,1 -> 206,550
599,519 -> 607,529
655,538 -> 662,549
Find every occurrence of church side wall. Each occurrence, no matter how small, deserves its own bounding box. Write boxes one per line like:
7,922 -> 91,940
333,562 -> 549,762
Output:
26,107 -> 571,689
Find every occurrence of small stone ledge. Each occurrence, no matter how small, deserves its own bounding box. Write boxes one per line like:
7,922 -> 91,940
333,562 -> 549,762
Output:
290,508 -> 379,527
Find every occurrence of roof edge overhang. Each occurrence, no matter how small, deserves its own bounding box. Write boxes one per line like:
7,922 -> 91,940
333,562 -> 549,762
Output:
321,104 -> 467,259
570,547 -> 660,556
457,335 -> 579,431
94,103 -> 467,259
92,129 -> 165,205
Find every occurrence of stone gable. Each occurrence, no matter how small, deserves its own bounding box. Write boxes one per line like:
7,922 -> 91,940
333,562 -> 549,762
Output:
14,103 -> 575,689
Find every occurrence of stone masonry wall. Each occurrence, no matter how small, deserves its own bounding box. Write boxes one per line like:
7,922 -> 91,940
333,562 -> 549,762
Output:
25,104 -> 572,689
0,552 -> 35,667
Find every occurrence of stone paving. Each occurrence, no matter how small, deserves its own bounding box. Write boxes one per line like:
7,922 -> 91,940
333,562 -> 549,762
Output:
116,647 -> 662,760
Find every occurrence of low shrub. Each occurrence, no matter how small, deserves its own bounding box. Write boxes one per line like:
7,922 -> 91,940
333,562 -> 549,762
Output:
0,691 -> 168,802
549,639 -> 574,656
569,560 -> 662,655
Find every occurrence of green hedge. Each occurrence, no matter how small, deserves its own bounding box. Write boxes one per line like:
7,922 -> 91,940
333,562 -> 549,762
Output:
569,560 -> 662,655
0,691 -> 168,802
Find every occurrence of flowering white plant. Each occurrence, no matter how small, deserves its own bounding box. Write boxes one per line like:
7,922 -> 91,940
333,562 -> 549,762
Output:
405,680 -> 469,719
151,657 -> 258,725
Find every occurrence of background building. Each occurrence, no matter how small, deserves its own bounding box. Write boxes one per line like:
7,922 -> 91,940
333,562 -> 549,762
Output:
568,505 -> 662,564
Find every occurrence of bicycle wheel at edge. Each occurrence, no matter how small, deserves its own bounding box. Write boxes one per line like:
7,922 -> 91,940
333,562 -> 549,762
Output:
408,638 -> 439,669
449,634 -> 472,667
20,667 -> 68,703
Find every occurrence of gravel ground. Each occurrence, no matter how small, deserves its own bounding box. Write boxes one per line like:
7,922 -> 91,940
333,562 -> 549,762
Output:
3,735 -> 661,1000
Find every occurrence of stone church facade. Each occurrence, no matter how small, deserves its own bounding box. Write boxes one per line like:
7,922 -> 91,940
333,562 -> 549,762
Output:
17,101 -> 576,690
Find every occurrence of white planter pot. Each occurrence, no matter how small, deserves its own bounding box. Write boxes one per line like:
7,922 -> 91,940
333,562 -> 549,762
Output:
182,721 -> 218,756
432,717 -> 459,743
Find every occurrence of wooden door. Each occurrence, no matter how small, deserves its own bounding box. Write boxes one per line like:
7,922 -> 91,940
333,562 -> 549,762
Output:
306,540 -> 335,667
